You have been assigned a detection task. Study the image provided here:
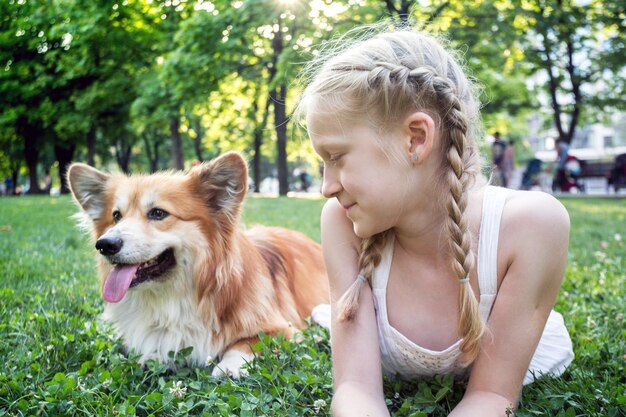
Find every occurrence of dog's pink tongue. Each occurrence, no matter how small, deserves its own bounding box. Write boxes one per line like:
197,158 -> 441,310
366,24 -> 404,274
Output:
103,264 -> 139,303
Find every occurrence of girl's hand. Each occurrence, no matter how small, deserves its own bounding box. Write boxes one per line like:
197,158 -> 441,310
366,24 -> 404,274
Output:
332,382 -> 390,417
449,390 -> 514,417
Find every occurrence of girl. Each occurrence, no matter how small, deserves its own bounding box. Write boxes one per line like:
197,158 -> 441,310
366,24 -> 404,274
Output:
299,25 -> 574,416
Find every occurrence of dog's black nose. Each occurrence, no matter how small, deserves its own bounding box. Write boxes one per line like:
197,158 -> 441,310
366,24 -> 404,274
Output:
95,237 -> 123,255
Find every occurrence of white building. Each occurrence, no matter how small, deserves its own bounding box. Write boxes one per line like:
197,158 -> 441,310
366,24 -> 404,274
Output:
534,113 -> 626,164
528,113 -> 626,193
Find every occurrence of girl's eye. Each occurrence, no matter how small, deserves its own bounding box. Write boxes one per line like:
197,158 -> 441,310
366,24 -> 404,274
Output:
112,210 -> 122,223
328,154 -> 342,166
147,207 -> 169,221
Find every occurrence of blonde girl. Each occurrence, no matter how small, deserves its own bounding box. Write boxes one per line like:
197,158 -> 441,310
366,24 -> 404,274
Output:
299,24 -> 573,416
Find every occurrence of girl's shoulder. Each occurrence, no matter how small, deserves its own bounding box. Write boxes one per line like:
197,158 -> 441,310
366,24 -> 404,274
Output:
498,189 -> 570,266
502,189 -> 570,232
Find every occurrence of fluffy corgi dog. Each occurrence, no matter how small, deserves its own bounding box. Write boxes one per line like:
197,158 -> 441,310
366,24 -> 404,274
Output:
67,152 -> 329,378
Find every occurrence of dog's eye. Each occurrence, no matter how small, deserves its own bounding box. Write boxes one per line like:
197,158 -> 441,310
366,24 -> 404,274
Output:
147,207 -> 169,221
112,210 -> 122,223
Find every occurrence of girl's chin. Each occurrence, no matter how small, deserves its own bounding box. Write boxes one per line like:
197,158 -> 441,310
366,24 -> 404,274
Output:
352,222 -> 384,240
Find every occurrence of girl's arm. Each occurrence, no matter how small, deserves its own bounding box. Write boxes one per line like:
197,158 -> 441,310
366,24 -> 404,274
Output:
451,191 -> 570,417
321,199 -> 390,417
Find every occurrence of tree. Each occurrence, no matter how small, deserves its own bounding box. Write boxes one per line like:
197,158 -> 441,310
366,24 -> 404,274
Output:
513,0 -> 625,143
132,0 -> 243,170
250,88 -> 271,192
0,0 -> 60,193
0,128 -> 22,193
420,0 -> 625,143
131,68 -> 174,170
0,0 -> 163,193
269,16 -> 290,195
409,0 -> 533,135
229,0 -> 385,195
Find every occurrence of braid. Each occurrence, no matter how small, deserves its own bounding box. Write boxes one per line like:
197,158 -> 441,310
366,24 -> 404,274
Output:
431,74 -> 485,365
336,231 -> 391,322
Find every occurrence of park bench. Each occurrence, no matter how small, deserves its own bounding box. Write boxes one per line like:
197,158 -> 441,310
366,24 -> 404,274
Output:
578,159 -> 613,179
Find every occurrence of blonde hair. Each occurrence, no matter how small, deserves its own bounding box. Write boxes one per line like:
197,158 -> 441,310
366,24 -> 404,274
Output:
300,23 -> 484,365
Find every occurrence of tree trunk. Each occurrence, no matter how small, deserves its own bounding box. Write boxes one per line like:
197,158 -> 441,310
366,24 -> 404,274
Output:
10,169 -> 18,196
271,22 -> 289,196
252,98 -> 261,193
153,140 -> 160,172
18,117 -> 42,194
538,3 -> 581,145
564,37 -> 581,144
252,129 -> 261,193
54,143 -> 76,194
252,94 -> 271,193
87,124 -> 97,166
273,84 -> 289,196
142,131 -> 161,173
191,116 -> 204,162
115,139 -> 132,174
24,136 -> 41,194
170,116 -> 184,170
383,0 -> 412,23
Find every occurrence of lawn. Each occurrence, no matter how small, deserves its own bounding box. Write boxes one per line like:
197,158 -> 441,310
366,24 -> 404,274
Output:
0,194 -> 624,416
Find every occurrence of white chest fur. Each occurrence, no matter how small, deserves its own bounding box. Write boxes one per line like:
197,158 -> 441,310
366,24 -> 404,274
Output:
102,273 -> 217,367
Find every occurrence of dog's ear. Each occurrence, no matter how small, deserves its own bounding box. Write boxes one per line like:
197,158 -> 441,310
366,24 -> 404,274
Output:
193,152 -> 248,217
67,163 -> 110,221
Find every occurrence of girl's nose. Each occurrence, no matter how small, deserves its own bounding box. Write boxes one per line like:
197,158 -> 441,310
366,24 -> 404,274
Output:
321,167 -> 341,198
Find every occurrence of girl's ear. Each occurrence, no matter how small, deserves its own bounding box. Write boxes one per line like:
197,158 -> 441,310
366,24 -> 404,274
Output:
404,112 -> 435,164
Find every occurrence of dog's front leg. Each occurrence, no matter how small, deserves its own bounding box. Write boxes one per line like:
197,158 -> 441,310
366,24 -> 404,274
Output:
211,337 -> 257,379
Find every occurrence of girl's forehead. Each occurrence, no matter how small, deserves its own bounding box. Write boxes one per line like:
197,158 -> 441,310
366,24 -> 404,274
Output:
307,116 -> 351,153
307,102 -> 349,136
306,96 -> 371,135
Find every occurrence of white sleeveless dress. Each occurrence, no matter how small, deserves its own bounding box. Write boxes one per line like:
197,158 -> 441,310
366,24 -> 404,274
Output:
371,186 -> 574,384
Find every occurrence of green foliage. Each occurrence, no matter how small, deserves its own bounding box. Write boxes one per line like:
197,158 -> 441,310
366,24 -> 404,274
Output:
3,0 -> 624,188
412,0 -> 625,141
1,195 -> 625,416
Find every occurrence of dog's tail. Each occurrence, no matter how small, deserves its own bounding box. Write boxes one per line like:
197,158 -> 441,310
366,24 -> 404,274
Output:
311,304 -> 331,329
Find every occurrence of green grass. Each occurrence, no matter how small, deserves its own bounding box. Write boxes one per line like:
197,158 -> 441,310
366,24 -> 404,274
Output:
0,195 -> 624,416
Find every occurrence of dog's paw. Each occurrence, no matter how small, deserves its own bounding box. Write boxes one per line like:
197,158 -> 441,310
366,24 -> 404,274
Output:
211,349 -> 254,379
311,303 -> 331,329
